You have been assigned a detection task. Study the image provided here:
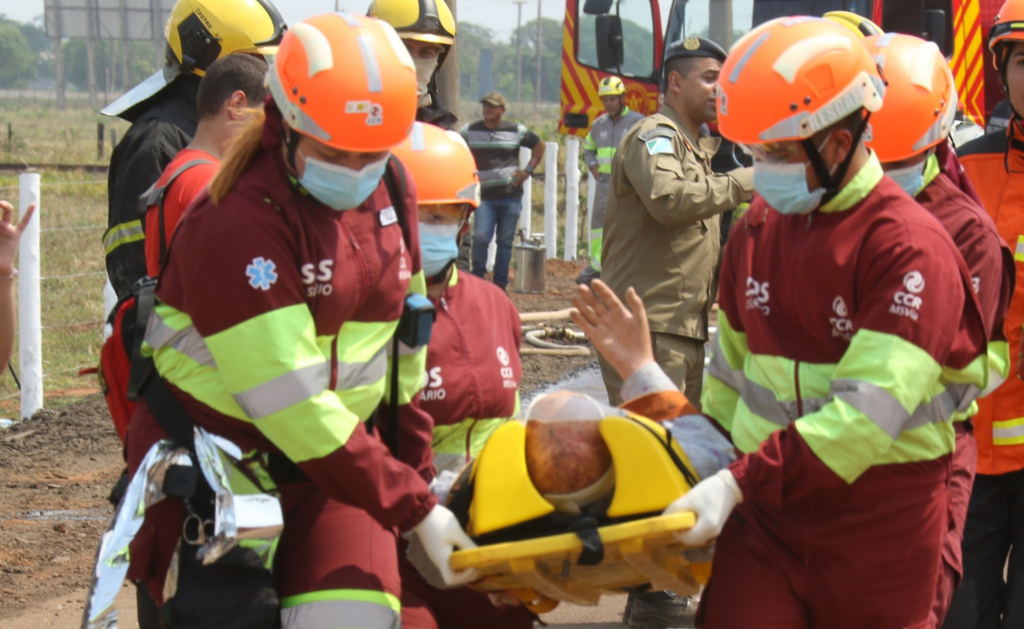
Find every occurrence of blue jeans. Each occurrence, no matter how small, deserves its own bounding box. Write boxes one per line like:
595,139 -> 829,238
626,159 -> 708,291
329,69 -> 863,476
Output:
472,196 -> 522,287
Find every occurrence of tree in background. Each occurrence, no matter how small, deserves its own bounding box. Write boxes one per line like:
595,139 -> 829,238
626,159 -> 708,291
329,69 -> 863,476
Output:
62,40 -> 158,92
455,19 -> 563,104
0,20 -> 37,89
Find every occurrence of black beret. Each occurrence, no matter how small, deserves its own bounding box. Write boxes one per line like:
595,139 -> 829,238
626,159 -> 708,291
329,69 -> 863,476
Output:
664,36 -> 727,64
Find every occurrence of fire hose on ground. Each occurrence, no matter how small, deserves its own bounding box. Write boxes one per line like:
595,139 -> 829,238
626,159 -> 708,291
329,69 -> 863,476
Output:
520,312 -> 592,355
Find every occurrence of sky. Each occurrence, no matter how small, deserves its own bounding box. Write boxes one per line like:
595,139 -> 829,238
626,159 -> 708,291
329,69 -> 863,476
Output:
2,0 -> 683,42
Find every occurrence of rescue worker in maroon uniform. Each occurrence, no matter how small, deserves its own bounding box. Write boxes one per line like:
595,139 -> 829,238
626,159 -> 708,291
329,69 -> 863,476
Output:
389,121 -> 534,629
574,18 -> 990,628
863,33 -> 1015,626
123,15 -> 477,627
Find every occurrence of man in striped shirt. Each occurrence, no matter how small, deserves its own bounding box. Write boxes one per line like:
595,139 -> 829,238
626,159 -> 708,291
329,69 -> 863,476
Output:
461,91 -> 545,289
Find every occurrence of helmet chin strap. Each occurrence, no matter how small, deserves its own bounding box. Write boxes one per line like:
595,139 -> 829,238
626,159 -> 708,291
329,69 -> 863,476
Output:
800,112 -> 872,206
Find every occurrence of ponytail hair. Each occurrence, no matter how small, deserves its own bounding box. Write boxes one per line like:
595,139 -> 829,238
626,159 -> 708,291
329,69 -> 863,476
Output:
208,107 -> 266,205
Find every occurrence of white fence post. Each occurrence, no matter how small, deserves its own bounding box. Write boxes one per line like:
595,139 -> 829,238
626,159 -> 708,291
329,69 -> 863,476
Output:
18,173 -> 42,420
519,146 -> 533,239
103,278 -> 117,340
563,137 -> 580,261
586,171 -> 596,257
543,142 -> 558,259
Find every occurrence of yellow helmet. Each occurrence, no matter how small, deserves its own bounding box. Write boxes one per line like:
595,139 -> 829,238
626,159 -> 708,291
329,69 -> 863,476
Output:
597,76 -> 626,97
165,0 -> 287,76
368,0 -> 456,46
822,11 -> 884,38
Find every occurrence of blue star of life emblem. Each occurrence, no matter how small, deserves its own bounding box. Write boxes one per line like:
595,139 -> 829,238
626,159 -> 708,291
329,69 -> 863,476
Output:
246,257 -> 278,291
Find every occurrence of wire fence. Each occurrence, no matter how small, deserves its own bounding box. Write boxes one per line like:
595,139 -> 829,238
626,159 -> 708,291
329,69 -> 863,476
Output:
0,172 -> 109,417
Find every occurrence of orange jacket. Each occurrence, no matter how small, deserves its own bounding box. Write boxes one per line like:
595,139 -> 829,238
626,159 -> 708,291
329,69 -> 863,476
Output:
959,124 -> 1024,475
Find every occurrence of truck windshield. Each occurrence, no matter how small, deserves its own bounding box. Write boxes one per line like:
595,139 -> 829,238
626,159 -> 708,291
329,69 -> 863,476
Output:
665,0 -> 871,52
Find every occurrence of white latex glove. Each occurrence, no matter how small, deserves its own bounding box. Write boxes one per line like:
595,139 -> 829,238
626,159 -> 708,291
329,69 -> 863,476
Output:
411,505 -> 480,586
664,469 -> 743,547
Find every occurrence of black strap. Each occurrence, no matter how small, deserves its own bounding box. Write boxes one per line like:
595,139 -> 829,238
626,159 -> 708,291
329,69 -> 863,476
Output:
569,523 -> 605,566
138,158 -> 215,267
379,157 -> 411,458
142,369 -> 197,455
801,112 -> 872,206
126,280 -> 158,401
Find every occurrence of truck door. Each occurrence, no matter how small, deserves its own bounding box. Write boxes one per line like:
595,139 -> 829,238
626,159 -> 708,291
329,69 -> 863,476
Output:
559,0 -> 663,135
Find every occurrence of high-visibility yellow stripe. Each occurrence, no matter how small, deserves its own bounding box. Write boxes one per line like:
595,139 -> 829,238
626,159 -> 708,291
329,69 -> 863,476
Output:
994,416 -> 1024,445
103,220 -> 144,255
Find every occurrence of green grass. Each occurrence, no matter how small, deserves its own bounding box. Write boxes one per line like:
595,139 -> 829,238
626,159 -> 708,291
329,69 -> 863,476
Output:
0,99 -> 130,166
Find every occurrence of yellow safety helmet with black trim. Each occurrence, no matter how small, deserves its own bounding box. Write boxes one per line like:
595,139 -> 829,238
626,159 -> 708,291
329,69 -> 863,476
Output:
597,76 -> 627,97
822,10 -> 884,38
165,0 -> 286,76
103,0 -> 286,118
368,0 -> 456,46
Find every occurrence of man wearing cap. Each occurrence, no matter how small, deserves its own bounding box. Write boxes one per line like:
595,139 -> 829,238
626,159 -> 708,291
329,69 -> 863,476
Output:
578,76 -> 645,286
461,91 -> 546,290
599,36 -> 753,417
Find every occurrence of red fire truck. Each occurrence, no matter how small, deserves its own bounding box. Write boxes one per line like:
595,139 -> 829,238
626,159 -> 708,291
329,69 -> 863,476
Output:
560,0 -> 1004,136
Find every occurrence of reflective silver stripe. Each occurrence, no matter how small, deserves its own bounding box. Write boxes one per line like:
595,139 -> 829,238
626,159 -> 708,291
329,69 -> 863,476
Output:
706,334 -> 745,392
982,368 -> 1007,397
465,130 -> 520,147
281,598 -> 400,629
729,31 -> 770,84
434,452 -> 469,474
740,379 -> 802,428
877,31 -> 898,47
1016,239 -> 1024,257
994,422 -> 1024,442
334,348 -> 388,390
479,166 -> 518,183
830,379 -> 908,440
386,336 -> 420,357
338,12 -> 362,27
597,156 -> 613,164
409,122 -> 426,151
234,362 -> 329,419
145,314 -> 217,368
905,382 -> 980,430
356,34 -> 383,93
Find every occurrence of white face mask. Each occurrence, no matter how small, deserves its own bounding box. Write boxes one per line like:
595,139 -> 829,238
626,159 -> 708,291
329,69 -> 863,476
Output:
413,56 -> 439,107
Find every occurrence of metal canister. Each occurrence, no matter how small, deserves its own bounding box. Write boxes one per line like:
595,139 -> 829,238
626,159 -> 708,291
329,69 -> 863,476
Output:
513,232 -> 546,294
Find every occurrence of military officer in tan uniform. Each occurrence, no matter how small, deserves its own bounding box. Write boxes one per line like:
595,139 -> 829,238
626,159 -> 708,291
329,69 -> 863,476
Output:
599,36 -> 753,411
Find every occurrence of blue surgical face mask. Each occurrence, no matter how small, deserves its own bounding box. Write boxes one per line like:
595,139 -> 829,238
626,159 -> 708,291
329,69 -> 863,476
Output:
419,222 -> 461,277
885,161 -> 926,198
298,151 -> 389,211
752,133 -> 836,216
752,160 -> 826,215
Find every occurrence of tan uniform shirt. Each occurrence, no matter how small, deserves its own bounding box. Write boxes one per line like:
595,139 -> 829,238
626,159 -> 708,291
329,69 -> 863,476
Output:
601,106 -> 754,341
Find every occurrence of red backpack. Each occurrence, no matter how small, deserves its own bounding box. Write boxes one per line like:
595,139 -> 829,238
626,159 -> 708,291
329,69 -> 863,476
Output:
97,279 -> 156,447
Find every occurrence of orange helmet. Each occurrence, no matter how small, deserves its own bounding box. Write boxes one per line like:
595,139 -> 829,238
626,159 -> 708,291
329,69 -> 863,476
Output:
266,13 -> 417,152
990,0 -> 1024,53
391,122 -> 481,208
717,16 -> 885,146
864,34 -> 957,163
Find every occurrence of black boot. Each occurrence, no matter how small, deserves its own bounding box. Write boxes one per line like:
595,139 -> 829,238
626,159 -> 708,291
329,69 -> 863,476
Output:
627,590 -> 698,628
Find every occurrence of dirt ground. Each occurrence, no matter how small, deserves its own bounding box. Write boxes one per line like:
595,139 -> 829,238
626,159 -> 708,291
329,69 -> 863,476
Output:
0,259 -> 597,623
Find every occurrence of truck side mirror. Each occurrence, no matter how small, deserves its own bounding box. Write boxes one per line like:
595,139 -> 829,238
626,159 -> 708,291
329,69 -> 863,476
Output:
923,9 -> 950,57
596,14 -> 624,70
583,0 -> 614,15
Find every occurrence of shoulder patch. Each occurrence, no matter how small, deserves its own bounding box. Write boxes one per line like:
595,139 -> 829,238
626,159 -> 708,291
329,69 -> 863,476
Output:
638,127 -> 677,142
645,137 -> 674,156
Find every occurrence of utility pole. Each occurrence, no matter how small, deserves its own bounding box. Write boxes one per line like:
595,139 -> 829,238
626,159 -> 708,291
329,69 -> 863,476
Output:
514,0 -> 525,103
535,0 -> 542,107
53,0 -> 66,110
86,0 -> 99,109
436,0 -> 461,120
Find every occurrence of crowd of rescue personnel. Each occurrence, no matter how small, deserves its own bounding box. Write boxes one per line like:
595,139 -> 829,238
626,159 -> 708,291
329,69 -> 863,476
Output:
0,0 -> 1004,627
